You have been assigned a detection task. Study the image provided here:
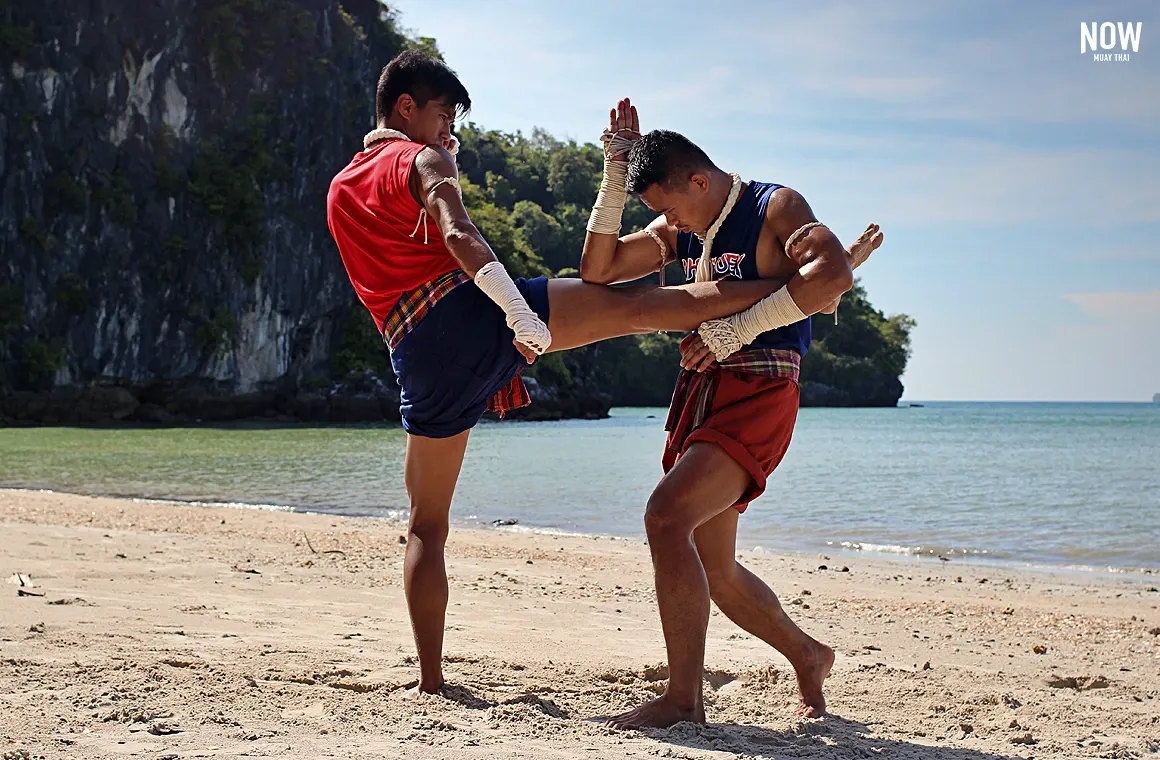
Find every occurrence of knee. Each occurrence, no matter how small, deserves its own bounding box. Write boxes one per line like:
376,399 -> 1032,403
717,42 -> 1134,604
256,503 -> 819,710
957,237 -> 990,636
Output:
408,509 -> 449,547
644,489 -> 696,544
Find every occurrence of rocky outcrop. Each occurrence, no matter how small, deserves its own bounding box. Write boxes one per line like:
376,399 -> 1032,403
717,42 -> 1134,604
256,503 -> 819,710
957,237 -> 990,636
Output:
800,374 -> 903,408
501,376 -> 611,422
1,385 -> 139,424
0,0 -> 412,421
0,370 -> 610,425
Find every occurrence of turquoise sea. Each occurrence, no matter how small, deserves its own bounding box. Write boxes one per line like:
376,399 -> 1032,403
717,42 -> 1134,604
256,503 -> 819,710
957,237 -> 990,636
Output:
1,402 -> 1157,574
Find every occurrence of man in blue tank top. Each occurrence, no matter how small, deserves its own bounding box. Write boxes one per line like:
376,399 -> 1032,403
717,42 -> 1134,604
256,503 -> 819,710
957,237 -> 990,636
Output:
581,98 -> 882,728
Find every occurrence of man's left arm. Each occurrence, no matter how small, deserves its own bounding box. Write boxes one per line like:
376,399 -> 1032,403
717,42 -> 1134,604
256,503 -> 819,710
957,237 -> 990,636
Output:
694,188 -> 852,361
765,188 -> 853,315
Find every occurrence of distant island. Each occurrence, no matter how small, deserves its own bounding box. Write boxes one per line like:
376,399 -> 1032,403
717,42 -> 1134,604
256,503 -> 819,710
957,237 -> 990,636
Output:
1153,393 -> 1160,405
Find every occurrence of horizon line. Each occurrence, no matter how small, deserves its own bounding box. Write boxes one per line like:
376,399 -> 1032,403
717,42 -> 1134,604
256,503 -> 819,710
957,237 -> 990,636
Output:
897,399 -> 1159,404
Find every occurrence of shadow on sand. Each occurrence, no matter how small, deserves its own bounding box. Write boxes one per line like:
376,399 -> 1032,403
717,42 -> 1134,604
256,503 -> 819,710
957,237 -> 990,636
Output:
591,713 -> 1029,760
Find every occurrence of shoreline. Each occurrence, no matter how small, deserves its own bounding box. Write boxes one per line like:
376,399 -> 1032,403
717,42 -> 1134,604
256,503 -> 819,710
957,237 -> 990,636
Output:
2,488 -> 1158,759
3,485 -> 1156,582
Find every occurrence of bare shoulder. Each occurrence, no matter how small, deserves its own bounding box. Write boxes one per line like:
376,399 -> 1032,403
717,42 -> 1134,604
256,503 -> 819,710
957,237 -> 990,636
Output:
413,144 -> 458,182
409,145 -> 459,206
763,186 -> 818,232
766,186 -> 830,253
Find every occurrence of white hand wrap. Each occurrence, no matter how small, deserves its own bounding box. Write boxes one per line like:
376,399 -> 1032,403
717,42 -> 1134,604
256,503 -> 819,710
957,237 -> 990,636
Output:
474,261 -> 552,354
586,159 -> 628,235
697,286 -> 807,361
600,128 -> 639,161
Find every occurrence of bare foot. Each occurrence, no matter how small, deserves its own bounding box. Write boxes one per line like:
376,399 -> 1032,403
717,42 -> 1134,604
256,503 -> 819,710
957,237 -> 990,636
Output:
848,222 -> 883,270
403,677 -> 445,699
793,642 -> 835,718
822,223 -> 884,314
604,694 -> 705,730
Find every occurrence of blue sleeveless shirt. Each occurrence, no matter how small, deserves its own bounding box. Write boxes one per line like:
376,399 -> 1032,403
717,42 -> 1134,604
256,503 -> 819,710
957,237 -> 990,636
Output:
675,180 -> 810,356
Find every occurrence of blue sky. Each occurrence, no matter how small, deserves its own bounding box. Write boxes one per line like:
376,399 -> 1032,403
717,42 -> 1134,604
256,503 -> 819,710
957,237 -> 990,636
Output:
388,0 -> 1159,401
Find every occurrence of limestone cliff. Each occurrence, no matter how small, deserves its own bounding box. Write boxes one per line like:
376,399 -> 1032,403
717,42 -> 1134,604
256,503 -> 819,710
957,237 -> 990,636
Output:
2,1 -> 469,423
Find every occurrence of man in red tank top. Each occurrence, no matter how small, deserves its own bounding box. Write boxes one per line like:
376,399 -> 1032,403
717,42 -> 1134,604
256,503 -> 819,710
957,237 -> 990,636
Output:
325,51 -> 844,697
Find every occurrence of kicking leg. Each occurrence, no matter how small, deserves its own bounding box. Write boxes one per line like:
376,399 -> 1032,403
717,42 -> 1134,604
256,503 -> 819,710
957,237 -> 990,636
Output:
545,277 -> 784,353
403,430 -> 470,693
546,220 -> 882,353
606,442 -> 750,730
695,509 -> 834,717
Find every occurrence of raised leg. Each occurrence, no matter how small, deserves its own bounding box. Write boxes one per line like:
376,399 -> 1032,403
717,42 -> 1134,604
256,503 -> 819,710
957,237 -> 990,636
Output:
403,430 -> 470,693
695,509 -> 834,717
545,277 -> 785,353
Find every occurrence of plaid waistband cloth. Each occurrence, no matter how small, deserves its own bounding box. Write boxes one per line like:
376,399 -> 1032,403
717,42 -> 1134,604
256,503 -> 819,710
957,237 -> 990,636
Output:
382,270 -> 471,351
664,345 -> 801,456
382,269 -> 531,417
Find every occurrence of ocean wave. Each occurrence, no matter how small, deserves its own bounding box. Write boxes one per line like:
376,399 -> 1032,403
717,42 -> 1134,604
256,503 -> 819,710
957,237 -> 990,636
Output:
130,496 -> 292,512
827,540 -> 1001,559
822,539 -> 1157,577
486,522 -> 611,540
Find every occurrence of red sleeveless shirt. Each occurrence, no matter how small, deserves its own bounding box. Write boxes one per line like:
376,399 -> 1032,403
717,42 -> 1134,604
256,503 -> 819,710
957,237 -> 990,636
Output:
326,139 -> 461,328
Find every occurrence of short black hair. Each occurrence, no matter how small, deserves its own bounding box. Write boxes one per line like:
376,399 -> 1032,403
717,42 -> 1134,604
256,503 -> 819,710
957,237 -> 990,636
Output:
625,130 -> 717,193
375,50 -> 471,123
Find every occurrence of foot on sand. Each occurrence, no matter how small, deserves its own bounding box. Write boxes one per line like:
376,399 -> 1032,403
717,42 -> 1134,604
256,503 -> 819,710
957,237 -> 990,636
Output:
604,693 -> 705,730
794,642 -> 835,718
404,677 -> 445,699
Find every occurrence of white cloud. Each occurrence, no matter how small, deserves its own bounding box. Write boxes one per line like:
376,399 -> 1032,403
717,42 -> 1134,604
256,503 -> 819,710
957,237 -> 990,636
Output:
1063,289 -> 1160,319
717,136 -> 1160,230
710,1 -> 1160,128
1080,245 -> 1160,261
902,321 -> 1160,401
903,290 -> 1160,401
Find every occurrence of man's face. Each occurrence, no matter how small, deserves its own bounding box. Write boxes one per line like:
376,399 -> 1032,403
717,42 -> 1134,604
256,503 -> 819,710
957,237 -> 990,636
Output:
399,95 -> 457,148
638,174 -> 713,236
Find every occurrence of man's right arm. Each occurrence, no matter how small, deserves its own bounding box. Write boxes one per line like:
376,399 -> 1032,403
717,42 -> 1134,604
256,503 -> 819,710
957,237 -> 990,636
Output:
413,145 -> 498,278
580,216 -> 677,285
413,145 -> 551,359
579,96 -> 679,285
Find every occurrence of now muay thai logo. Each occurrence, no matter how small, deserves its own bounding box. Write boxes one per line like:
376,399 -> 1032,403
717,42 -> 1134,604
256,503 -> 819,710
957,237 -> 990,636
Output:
1081,22 -> 1142,62
681,252 -> 746,281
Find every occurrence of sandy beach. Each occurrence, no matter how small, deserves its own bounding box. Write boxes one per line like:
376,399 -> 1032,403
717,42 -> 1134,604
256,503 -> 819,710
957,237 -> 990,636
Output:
1,489 -> 1157,759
